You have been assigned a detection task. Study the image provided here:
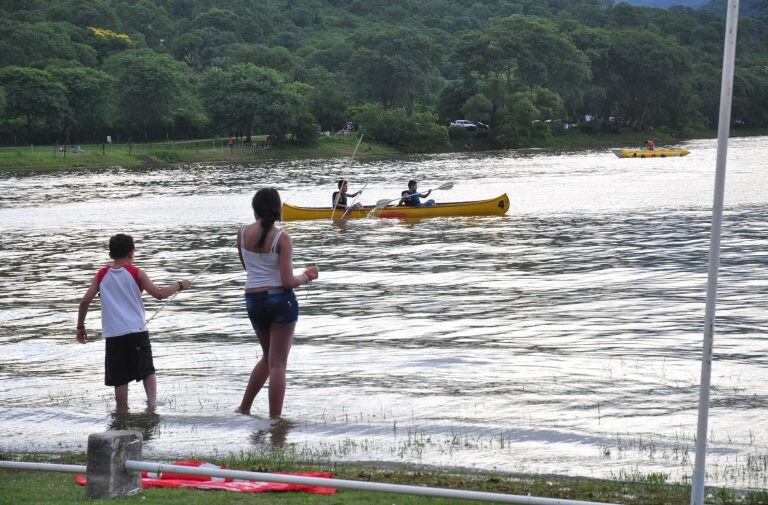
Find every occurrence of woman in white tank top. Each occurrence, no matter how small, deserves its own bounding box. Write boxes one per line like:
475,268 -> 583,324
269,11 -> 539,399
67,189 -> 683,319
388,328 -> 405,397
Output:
235,188 -> 319,418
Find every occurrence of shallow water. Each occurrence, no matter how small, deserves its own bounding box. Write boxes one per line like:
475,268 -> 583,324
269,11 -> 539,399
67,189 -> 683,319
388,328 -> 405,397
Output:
1,137 -> 767,488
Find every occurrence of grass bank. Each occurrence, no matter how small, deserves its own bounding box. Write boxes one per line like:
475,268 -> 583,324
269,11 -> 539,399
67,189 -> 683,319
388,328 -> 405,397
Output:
2,127 -> 767,173
451,126 -> 768,152
0,135 -> 400,173
1,452 -> 767,504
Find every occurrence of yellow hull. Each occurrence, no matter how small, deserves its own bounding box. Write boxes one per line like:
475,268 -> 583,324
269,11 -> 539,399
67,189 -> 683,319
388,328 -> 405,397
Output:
282,194 -> 510,221
612,148 -> 690,158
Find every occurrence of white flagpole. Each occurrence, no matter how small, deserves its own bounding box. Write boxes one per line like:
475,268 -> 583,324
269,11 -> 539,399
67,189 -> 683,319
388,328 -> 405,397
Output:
690,1 -> 740,504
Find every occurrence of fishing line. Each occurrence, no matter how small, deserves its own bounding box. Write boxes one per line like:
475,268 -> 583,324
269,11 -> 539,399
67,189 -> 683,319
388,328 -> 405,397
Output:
145,240 -> 236,324
303,134 -> 365,299
314,134 -> 365,263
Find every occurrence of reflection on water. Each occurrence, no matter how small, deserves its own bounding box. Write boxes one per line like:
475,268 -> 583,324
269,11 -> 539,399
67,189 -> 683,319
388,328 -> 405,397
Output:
109,411 -> 161,442
1,137 -> 767,488
250,418 -> 296,450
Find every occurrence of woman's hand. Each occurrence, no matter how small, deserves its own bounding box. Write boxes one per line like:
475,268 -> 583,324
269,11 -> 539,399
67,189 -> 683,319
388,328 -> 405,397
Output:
76,327 -> 87,344
304,266 -> 319,282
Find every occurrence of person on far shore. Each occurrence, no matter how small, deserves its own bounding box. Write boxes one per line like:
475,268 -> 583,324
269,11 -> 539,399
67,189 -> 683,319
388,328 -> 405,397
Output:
332,179 -> 363,211
644,139 -> 655,151
235,188 -> 319,418
76,233 -> 192,413
403,180 -> 435,207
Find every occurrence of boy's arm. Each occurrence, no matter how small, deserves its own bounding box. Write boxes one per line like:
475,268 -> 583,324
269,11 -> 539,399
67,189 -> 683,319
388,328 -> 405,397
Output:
139,270 -> 191,300
421,190 -> 432,197
76,275 -> 99,343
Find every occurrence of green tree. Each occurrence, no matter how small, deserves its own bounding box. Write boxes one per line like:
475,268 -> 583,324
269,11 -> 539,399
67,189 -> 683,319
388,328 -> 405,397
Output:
225,44 -> 301,77
608,29 -> 691,127
170,27 -> 238,70
732,66 -> 768,127
201,64 -> 308,140
0,66 -> 70,141
348,103 -> 449,153
347,28 -> 441,114
115,0 -> 173,49
47,64 -> 115,141
0,20 -> 79,66
304,67 -> 351,131
103,49 -> 199,139
49,0 -> 121,30
456,15 -> 590,115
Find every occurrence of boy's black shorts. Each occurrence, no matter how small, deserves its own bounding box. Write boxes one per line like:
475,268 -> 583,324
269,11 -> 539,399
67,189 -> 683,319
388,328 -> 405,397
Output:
105,331 -> 156,387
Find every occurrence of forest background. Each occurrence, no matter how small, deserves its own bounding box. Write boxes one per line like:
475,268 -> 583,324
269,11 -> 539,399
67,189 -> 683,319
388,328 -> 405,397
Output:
1,0 -> 767,153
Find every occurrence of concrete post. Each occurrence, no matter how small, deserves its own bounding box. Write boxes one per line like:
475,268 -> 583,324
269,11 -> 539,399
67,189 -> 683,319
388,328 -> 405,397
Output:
86,431 -> 143,499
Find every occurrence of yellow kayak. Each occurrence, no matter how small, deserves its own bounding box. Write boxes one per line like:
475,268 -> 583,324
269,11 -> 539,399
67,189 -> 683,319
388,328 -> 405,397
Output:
612,148 -> 690,158
282,194 -> 510,221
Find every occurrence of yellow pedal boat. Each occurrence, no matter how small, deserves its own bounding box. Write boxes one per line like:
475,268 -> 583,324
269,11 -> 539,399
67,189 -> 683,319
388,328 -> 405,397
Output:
282,194 -> 510,221
612,148 -> 690,158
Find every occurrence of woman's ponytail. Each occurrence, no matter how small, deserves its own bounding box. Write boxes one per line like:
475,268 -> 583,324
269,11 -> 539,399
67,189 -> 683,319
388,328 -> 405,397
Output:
252,188 -> 283,251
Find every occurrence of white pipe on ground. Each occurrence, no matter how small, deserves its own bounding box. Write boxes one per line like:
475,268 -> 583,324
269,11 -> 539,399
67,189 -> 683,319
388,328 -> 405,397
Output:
125,460 -> 619,505
0,461 -> 86,473
690,1 -> 740,505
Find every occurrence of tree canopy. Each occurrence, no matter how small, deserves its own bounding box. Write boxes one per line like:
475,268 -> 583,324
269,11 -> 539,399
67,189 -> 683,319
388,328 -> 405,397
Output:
0,0 -> 767,149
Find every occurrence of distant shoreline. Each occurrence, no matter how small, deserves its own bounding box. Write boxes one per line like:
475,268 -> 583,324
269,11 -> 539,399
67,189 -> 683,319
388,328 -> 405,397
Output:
1,128 -> 766,173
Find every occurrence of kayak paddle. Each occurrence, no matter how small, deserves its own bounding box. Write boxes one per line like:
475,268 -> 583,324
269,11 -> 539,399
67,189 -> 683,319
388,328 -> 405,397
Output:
368,181 -> 454,216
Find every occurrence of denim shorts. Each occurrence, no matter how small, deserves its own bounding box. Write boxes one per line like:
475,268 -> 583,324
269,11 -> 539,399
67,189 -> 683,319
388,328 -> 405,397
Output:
245,288 -> 299,332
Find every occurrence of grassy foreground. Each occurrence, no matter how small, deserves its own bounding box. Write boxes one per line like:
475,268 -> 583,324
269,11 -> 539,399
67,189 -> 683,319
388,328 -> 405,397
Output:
1,453 -> 767,504
0,135 -> 400,172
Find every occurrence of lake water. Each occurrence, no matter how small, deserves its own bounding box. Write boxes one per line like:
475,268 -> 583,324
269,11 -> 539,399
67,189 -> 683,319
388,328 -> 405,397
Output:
1,137 -> 767,489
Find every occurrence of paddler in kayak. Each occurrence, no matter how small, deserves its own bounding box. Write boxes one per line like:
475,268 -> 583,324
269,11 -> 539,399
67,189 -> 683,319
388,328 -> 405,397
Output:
332,179 -> 363,211
397,190 -> 410,207
403,180 -> 435,207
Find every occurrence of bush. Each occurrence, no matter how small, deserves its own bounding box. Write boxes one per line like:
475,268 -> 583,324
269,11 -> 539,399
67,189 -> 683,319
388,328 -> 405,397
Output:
148,150 -> 182,163
347,103 -> 449,153
292,111 -> 320,145
448,125 -> 473,141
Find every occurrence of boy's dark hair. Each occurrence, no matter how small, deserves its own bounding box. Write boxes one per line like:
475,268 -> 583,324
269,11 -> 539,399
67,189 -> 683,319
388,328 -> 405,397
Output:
402,190 -> 409,196
337,179 -> 347,189
408,180 -> 417,188
109,234 -> 135,259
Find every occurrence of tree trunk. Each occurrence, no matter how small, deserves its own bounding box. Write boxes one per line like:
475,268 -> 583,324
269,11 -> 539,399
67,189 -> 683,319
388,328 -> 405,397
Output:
26,114 -> 33,143
406,93 -> 415,116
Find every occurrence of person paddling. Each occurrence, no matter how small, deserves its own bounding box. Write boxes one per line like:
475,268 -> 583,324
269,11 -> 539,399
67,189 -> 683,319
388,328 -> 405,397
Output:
235,188 -> 318,418
403,180 -> 436,207
332,179 -> 363,211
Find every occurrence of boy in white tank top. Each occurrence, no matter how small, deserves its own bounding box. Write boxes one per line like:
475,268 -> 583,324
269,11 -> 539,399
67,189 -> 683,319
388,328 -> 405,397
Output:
76,234 -> 191,412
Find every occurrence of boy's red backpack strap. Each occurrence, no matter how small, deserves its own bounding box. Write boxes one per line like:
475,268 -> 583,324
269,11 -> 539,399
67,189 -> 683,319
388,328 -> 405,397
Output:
123,264 -> 143,291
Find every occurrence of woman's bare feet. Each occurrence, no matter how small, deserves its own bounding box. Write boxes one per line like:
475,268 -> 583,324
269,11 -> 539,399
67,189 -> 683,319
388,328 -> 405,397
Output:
234,406 -> 250,415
